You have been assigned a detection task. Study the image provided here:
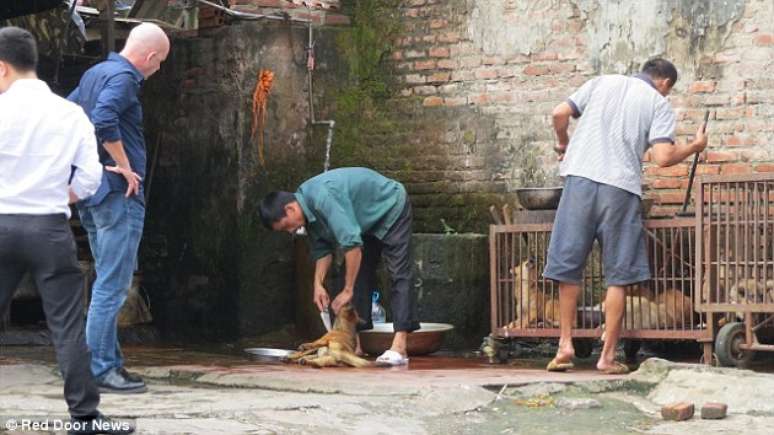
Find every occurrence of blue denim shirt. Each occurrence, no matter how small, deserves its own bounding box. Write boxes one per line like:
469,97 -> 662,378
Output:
68,53 -> 146,206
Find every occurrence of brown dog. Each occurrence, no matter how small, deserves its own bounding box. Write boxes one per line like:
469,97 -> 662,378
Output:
508,257 -> 559,328
656,287 -> 694,328
286,303 -> 370,368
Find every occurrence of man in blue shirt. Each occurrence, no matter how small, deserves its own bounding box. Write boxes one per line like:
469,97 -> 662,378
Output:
259,168 -> 420,366
69,22 -> 169,394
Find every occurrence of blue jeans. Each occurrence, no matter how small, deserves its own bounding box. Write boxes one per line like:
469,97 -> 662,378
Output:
78,192 -> 145,378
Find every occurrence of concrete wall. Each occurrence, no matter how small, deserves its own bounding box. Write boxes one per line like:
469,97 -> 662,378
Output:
377,0 -> 774,230
412,233 -> 489,350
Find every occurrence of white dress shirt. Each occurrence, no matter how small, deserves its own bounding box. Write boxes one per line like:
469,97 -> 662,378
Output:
0,79 -> 102,218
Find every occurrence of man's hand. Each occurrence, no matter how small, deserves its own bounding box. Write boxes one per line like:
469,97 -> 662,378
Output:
331,287 -> 354,314
554,144 -> 567,161
67,188 -> 79,205
313,284 -> 331,312
691,124 -> 709,154
105,165 -> 142,197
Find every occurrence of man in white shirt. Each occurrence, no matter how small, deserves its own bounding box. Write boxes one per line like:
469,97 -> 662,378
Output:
0,27 -> 132,435
543,58 -> 708,375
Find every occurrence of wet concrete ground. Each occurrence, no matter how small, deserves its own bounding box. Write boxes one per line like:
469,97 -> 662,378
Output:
2,345 -> 774,434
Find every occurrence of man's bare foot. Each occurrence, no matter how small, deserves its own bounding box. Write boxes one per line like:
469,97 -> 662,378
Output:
596,360 -> 629,374
547,345 -> 575,372
554,346 -> 574,365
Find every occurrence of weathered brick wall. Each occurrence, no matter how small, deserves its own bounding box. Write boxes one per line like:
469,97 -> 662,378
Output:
376,0 -> 774,229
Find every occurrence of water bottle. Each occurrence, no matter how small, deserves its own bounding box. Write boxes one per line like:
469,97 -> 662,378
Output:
371,290 -> 386,323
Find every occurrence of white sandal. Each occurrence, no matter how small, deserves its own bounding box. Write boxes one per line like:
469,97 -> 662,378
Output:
375,349 -> 409,367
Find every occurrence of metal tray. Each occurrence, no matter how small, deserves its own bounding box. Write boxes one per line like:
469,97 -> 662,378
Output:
243,347 -> 294,360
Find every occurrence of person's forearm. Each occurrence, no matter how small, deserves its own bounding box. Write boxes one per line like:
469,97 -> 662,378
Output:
103,140 -> 132,169
343,247 -> 362,291
314,255 -> 333,288
655,140 -> 701,167
553,113 -> 570,146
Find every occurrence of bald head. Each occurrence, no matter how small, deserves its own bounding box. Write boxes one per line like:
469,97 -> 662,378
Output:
120,23 -> 170,78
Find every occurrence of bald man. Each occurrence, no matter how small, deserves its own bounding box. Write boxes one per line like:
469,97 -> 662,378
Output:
68,23 -> 169,394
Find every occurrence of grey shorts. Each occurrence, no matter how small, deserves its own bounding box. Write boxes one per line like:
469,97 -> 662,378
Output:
543,176 -> 650,287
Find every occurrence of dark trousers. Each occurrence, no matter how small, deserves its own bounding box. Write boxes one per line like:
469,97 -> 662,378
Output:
0,214 -> 100,418
351,200 -> 420,333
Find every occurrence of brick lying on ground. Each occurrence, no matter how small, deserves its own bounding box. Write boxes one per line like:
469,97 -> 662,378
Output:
661,402 -> 695,421
701,402 -> 728,420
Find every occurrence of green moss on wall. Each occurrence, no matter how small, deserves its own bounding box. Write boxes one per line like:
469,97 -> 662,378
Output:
330,0 -> 405,166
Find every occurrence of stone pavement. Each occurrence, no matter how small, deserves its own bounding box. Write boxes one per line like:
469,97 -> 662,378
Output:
2,348 -> 774,434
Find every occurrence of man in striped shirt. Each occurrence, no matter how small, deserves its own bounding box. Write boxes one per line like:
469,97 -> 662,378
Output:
543,58 -> 708,374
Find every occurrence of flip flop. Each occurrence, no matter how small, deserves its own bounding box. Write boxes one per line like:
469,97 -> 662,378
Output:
600,361 -> 630,375
546,357 -> 574,372
375,350 -> 409,367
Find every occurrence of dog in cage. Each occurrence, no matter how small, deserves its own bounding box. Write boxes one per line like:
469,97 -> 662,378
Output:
656,288 -> 695,328
599,287 -> 694,339
720,278 -> 774,324
507,257 -> 560,329
728,278 -> 774,305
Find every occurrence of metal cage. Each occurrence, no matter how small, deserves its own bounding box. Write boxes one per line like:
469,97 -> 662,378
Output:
697,173 -> 774,363
490,218 -> 705,341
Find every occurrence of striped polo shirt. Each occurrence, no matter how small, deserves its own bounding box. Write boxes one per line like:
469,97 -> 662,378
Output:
559,74 -> 676,196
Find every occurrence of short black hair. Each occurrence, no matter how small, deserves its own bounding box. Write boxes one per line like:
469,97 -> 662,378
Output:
258,191 -> 296,229
641,58 -> 678,85
0,27 -> 38,72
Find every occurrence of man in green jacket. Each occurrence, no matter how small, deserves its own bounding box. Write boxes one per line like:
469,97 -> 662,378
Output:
259,167 -> 419,366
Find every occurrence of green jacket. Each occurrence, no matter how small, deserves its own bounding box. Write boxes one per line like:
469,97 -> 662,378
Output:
295,167 -> 407,260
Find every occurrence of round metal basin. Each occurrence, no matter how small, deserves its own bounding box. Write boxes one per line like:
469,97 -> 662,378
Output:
244,347 -> 294,361
515,187 -> 563,210
359,323 -> 454,356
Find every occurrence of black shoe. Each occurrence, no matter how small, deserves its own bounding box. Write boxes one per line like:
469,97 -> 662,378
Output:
96,368 -> 147,394
68,412 -> 135,435
119,367 -> 143,384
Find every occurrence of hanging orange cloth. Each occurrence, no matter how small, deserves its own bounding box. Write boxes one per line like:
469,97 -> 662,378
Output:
251,69 -> 274,167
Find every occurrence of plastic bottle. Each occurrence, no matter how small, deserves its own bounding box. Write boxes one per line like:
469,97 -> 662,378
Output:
371,290 -> 386,323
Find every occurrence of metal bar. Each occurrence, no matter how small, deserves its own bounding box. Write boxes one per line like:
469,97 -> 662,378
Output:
492,223 -> 553,233
731,183 -> 737,307
696,177 -> 704,311
701,304 -> 774,312
701,173 -> 774,184
661,227 -> 668,329
645,218 -> 696,228
740,343 -> 774,352
752,313 -> 774,333
764,182 -> 769,300
505,229 -> 512,328
494,328 -> 706,340
754,182 -> 760,304
746,311 -> 754,348
489,225 -> 498,335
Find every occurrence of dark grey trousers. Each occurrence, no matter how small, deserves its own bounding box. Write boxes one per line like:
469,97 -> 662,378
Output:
0,214 -> 100,418
351,199 -> 420,333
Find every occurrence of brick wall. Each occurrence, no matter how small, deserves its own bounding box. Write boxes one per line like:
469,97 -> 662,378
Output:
373,0 -> 774,229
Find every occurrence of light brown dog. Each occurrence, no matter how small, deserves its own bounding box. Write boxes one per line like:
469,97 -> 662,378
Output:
507,257 -> 559,328
285,303 -> 370,368
656,287 -> 694,327
600,287 -> 694,340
